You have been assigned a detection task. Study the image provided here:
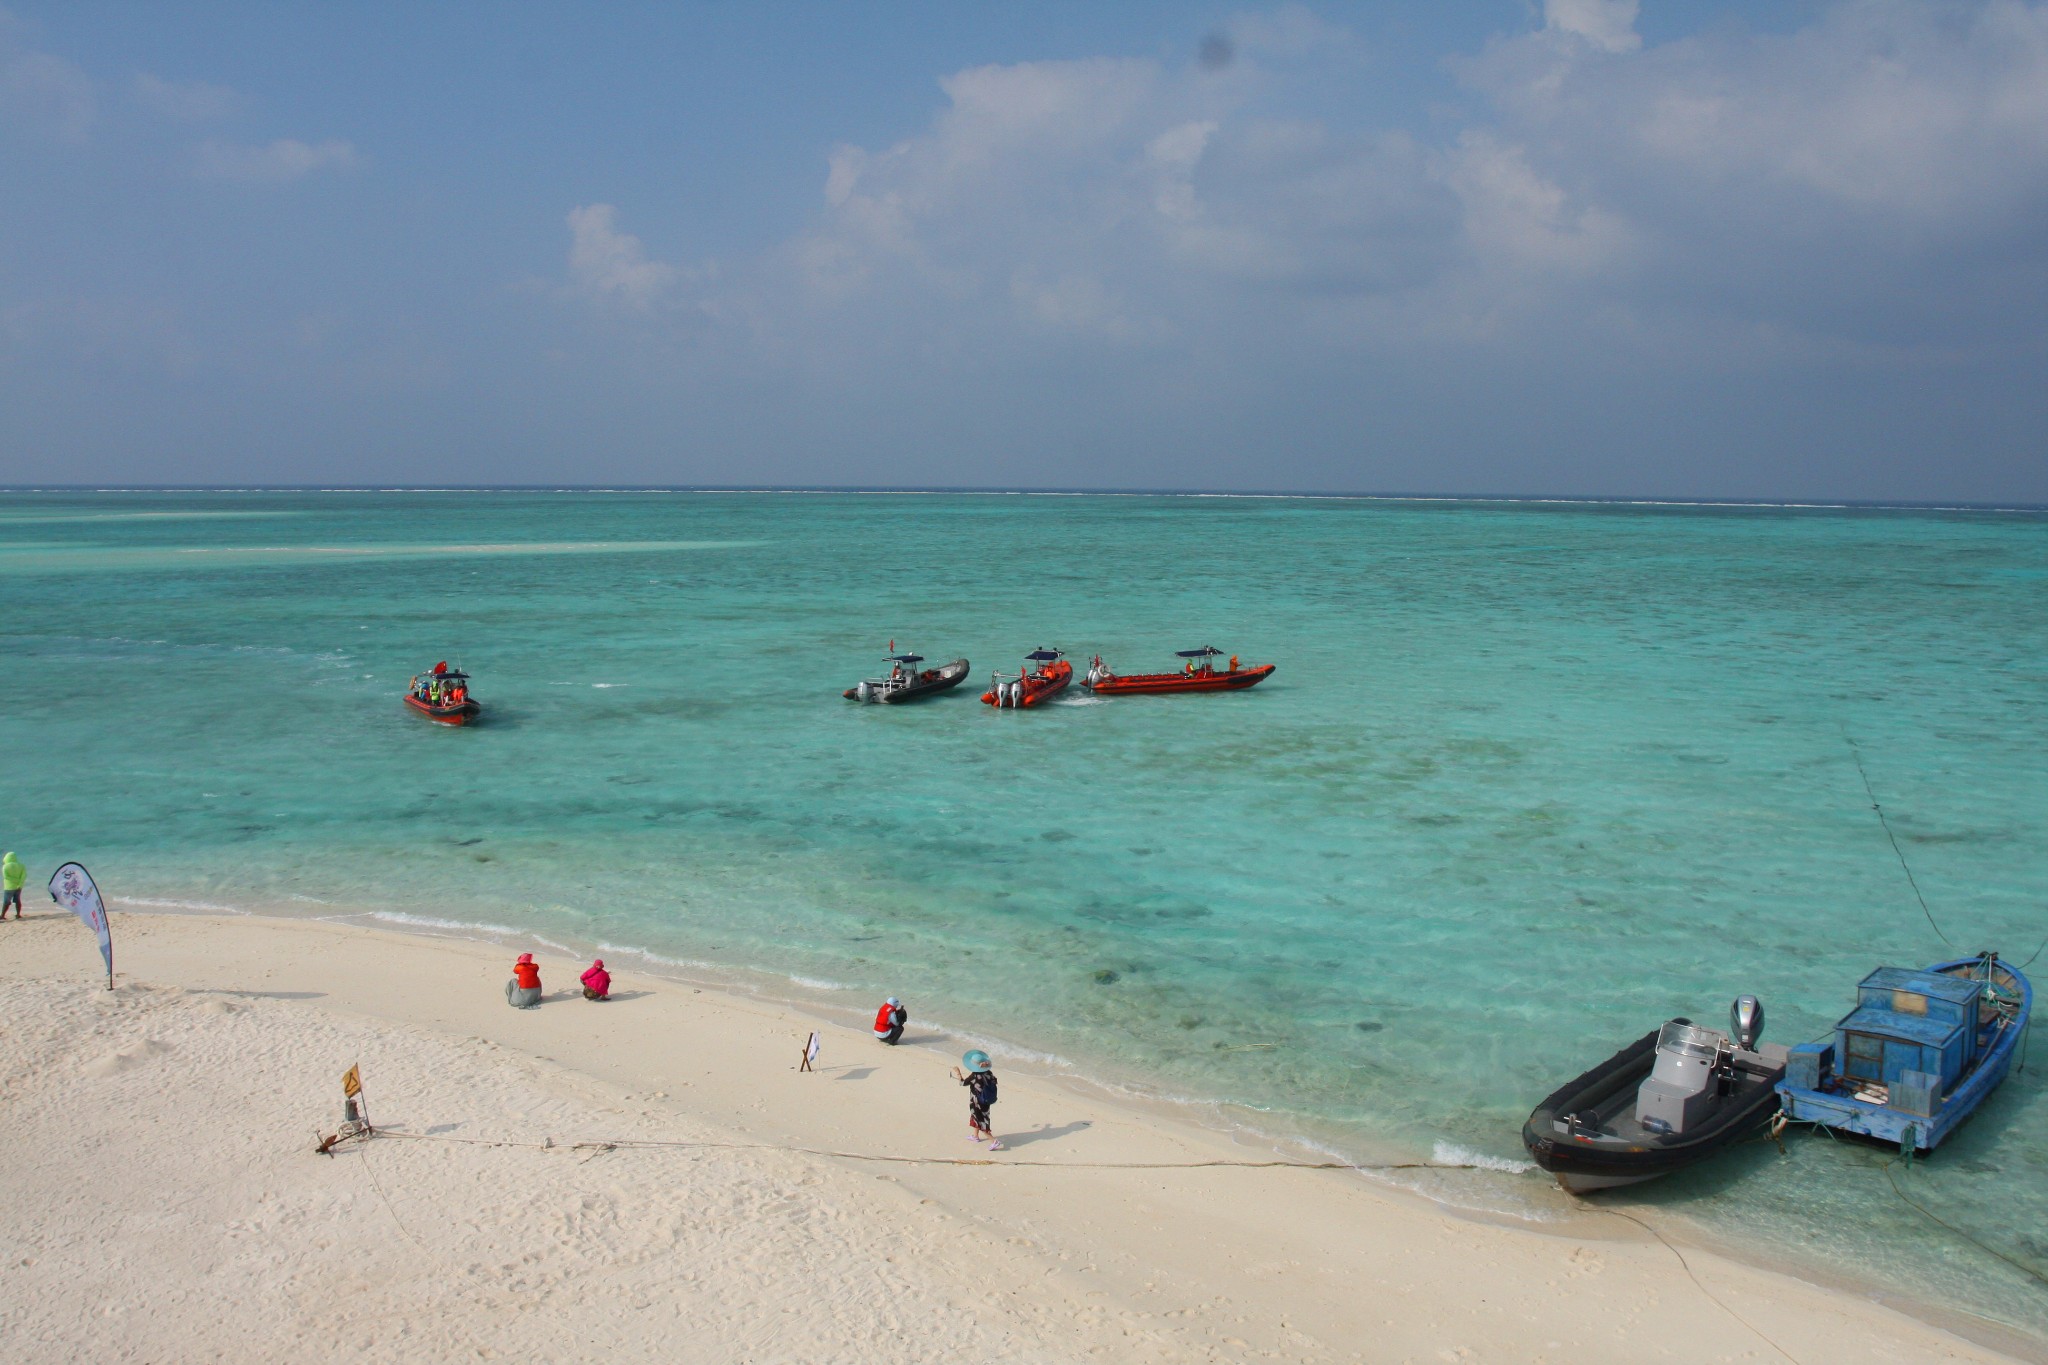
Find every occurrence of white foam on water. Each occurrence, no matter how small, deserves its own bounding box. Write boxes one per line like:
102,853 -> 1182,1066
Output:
368,910 -> 524,937
1432,1141 -> 1537,1175
113,897 -> 246,913
592,940 -> 724,973
788,974 -> 853,992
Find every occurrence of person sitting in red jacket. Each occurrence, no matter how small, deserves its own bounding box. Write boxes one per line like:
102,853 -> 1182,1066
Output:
580,959 -> 611,1001
505,952 -> 543,1009
873,996 -> 906,1044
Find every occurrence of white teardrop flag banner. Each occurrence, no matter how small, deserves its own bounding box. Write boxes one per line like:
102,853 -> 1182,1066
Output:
48,862 -> 113,988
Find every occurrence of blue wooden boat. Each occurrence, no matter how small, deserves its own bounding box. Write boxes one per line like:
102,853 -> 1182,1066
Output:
1775,952 -> 2030,1152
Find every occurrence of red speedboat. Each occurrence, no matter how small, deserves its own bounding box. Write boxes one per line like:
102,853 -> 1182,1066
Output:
1082,646 -> 1275,696
981,648 -> 1072,709
405,662 -> 480,724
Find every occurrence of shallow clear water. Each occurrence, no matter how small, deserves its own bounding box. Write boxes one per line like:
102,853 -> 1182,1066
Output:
5,490 -> 2045,1335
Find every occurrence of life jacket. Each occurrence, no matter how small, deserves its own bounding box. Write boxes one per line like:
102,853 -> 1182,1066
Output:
513,962 -> 541,989
874,1003 -> 904,1034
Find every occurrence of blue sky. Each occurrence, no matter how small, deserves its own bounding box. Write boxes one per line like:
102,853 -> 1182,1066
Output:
2,1 -> 2044,499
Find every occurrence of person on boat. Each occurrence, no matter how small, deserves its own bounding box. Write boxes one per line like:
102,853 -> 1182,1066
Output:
873,997 -> 907,1044
1,851 -> 24,920
950,1051 -> 1001,1149
506,952 -> 543,1008
1228,655 -> 1238,673
580,958 -> 611,1001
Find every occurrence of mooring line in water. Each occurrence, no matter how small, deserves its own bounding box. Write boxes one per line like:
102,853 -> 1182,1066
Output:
1596,1206 -> 1801,1364
1883,1158 -> 2048,1291
1841,730 -> 1955,949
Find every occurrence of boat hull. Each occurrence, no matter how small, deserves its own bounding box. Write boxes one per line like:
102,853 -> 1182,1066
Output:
1522,1028 -> 1785,1193
405,695 -> 480,725
1085,664 -> 1276,695
1775,955 -> 2031,1151
981,661 -> 1072,708
843,658 -> 971,704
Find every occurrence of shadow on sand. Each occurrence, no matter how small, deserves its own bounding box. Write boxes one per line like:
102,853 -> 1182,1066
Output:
999,1120 -> 1092,1150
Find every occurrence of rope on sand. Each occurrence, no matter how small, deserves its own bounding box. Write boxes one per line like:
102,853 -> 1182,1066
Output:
1594,1204 -> 1801,1364
368,1127 -> 1500,1174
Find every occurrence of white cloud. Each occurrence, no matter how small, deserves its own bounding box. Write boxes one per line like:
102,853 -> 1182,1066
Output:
1,43 -> 93,142
193,137 -> 358,183
557,0 -> 2048,432
566,204 -> 682,309
134,72 -> 237,122
1543,0 -> 1642,54
1439,131 -> 1632,277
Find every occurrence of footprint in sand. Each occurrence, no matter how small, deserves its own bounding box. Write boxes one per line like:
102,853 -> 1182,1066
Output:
84,1038 -> 173,1077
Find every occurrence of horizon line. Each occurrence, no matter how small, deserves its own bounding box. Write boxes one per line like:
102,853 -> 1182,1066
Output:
0,484 -> 2043,513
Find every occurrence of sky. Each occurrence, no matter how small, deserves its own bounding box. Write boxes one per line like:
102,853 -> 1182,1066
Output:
1,1 -> 2044,501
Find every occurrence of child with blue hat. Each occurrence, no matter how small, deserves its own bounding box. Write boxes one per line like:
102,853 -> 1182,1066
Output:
950,1050 -> 1001,1149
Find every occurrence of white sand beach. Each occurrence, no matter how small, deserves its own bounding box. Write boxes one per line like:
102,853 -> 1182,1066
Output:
0,910 -> 2026,1364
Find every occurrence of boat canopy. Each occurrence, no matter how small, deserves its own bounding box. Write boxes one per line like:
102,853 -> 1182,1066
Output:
1175,646 -> 1224,658
1025,648 -> 1063,661
416,667 -> 470,680
886,654 -> 924,664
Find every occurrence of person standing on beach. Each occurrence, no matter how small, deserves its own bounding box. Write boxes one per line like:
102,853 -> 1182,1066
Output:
506,952 -> 543,1008
1,852 -> 24,920
951,1051 -> 1002,1150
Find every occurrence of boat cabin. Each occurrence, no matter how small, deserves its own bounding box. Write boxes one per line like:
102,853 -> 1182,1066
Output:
1841,967 -> 1978,1088
1785,967 -> 1981,1112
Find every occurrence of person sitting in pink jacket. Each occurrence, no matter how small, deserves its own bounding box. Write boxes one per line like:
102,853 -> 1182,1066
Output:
580,959 -> 611,1001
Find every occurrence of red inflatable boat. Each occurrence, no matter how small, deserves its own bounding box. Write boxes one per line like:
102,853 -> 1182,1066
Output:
1082,647 -> 1274,696
981,649 -> 1072,709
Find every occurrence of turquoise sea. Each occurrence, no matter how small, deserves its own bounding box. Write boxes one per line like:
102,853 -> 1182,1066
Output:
5,490 -> 2046,1339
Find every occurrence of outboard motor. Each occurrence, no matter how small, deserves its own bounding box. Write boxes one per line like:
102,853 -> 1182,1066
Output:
857,681 -> 873,703
1730,995 -> 1764,1051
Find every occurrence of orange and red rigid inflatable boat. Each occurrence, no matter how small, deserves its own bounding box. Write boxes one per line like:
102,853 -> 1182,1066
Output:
1082,647 -> 1274,696
981,649 -> 1072,708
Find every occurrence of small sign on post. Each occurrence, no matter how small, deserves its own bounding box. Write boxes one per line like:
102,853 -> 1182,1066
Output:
342,1063 -> 369,1127
799,1031 -> 820,1072
316,1062 -> 373,1155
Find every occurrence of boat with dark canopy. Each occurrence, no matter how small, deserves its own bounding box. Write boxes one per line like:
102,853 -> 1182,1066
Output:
1082,646 -> 1275,696
1522,996 -> 1788,1192
981,648 -> 1072,709
1775,952 -> 2030,1152
405,662 -> 480,725
843,652 -> 972,704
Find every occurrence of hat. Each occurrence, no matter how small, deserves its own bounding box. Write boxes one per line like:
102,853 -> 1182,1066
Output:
962,1049 -> 991,1072
592,959 -> 604,969
516,953 -> 534,965
885,997 -> 900,1007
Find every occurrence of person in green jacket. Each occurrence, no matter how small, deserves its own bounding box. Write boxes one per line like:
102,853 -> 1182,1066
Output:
1,852 -> 24,920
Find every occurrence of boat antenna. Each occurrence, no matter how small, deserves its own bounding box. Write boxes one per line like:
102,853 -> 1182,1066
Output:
1841,729 -> 1954,950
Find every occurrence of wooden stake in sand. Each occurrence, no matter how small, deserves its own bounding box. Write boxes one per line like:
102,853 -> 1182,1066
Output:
799,1031 -> 820,1072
